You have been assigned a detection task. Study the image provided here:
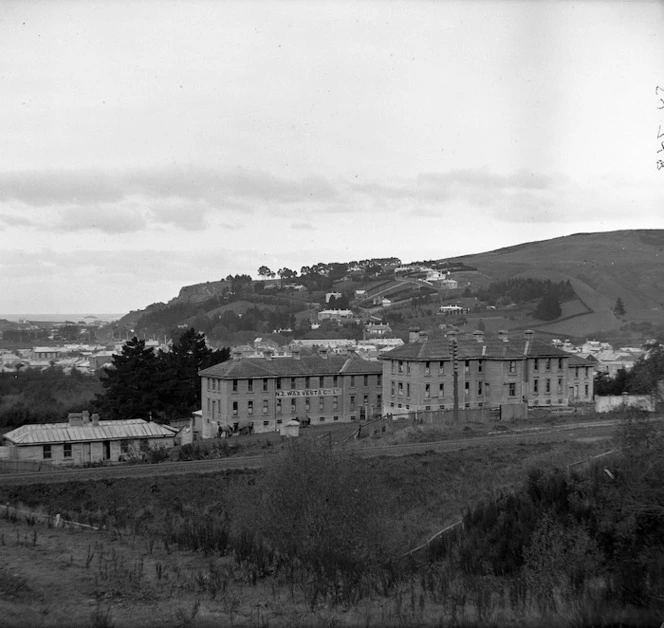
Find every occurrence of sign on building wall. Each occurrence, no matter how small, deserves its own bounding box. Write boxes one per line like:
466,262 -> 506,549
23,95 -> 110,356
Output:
275,388 -> 342,398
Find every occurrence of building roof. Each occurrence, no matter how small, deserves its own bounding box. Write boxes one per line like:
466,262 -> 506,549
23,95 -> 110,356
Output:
568,354 -> 597,367
381,334 -> 577,362
3,419 -> 175,446
199,353 -> 382,379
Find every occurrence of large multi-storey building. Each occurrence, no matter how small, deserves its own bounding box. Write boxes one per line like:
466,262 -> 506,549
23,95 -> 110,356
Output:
199,349 -> 382,437
381,329 -> 594,416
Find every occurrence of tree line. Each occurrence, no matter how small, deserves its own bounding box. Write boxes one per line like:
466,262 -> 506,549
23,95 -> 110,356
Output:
95,329 -> 230,423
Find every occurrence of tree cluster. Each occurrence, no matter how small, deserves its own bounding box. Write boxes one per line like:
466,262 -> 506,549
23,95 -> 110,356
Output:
95,329 -> 230,422
474,278 -> 575,307
594,342 -> 664,398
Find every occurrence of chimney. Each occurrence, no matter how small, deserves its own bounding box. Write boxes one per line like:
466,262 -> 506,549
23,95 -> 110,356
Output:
472,330 -> 484,343
446,329 -> 458,340
318,347 -> 328,359
82,410 -> 90,424
232,349 -> 242,361
91,413 -> 100,427
408,327 -> 421,344
68,412 -> 83,427
263,349 -> 273,360
524,329 -> 534,341
292,348 -> 300,360
498,330 -> 509,343
418,331 -> 429,343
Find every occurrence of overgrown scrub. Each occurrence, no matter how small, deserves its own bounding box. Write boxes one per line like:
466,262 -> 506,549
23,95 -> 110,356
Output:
231,439 -> 404,606
423,408 -> 664,623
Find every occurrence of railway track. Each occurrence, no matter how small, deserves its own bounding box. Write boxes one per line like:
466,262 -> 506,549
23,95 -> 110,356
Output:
0,418 -> 630,486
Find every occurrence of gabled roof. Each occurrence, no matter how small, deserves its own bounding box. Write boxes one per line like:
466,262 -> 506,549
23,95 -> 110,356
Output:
3,419 -> 175,446
568,354 -> 597,367
199,353 -> 382,379
381,334 -> 577,361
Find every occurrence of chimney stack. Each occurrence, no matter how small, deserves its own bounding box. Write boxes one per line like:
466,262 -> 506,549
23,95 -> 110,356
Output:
418,331 -> 429,343
318,347 -> 328,359
263,349 -> 273,360
68,412 -> 83,427
292,348 -> 300,360
498,330 -> 509,343
82,410 -> 90,424
472,330 -> 484,343
408,327 -> 421,344
524,329 -> 534,341
91,413 -> 100,426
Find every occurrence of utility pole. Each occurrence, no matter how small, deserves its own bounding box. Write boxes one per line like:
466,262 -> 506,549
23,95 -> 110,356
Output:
449,336 -> 459,423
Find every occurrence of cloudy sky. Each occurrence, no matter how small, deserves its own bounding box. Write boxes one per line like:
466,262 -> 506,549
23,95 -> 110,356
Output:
1,1 -> 663,314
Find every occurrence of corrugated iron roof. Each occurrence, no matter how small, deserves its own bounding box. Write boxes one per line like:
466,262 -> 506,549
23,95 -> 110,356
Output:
3,419 -> 175,446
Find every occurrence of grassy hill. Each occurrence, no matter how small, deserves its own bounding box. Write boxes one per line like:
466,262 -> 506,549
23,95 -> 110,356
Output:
448,229 -> 664,340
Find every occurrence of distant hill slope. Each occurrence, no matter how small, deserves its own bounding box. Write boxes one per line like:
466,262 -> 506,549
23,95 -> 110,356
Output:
449,229 -> 664,335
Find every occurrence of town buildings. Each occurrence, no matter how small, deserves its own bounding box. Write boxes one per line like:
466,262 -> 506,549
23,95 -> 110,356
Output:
198,349 -> 382,437
380,329 -> 595,417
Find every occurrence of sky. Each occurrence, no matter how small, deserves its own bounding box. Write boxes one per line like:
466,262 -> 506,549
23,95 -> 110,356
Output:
1,0 -> 663,315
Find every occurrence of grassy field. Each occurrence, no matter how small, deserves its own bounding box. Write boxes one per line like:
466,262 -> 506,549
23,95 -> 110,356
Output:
0,430 -> 619,627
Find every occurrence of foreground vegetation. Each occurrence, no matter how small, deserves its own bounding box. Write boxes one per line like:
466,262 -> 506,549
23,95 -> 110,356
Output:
3,418 -> 657,626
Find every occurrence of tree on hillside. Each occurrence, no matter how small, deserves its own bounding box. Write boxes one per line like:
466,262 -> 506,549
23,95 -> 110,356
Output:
258,265 -> 275,279
533,292 -> 562,321
614,297 -> 626,316
278,267 -> 297,287
159,328 -> 230,420
95,337 -> 162,421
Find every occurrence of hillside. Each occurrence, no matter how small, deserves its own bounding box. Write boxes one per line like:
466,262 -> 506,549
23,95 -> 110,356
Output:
107,230 -> 664,344
448,229 -> 664,338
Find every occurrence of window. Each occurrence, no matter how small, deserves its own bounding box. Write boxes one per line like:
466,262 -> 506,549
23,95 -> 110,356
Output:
290,399 -> 296,413
320,417 -> 326,422
464,381 -> 470,395
263,421 -> 270,427
398,382 -> 403,397
534,359 -> 539,371
406,383 -> 410,398
508,383 -> 516,397
391,381 -> 395,396
439,383 -> 444,396
319,397 -> 325,411
334,415 -> 339,421
232,379 -> 238,392
377,394 -> 382,407
425,383 -> 431,399
333,396 -> 338,410
575,367 -> 579,378
247,401 -> 253,416
585,367 -> 590,378
64,443 -> 72,458
350,395 -> 356,409
363,395 -> 369,407
439,361 -> 445,374
276,378 -> 282,390
276,399 -> 282,414
584,384 -> 589,396
121,440 -> 129,455
363,375 -> 368,386
546,359 -> 551,370
557,378 -> 563,393
290,377 -> 296,390
425,362 -> 431,376
478,360 -> 484,374
377,374 -> 382,386
391,361 -> 396,375
350,375 -> 356,387
406,362 -> 411,375
276,419 -> 282,425
207,398 -> 210,413
140,439 -> 149,452
464,360 -> 470,373
263,378 -> 268,392
305,398 -> 311,412
477,381 -> 483,396
319,376 -> 324,388
546,379 -> 551,393
398,361 -> 404,374
558,358 -> 564,370
333,375 -> 339,387
533,379 -> 539,393
232,401 -> 238,416
207,378 -> 210,392
305,376 -> 311,388
263,400 -> 269,415
247,379 -> 253,392
509,361 -> 516,374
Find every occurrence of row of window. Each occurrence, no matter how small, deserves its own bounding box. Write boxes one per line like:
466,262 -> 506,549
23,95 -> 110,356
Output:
390,357 -> 575,377
391,381 -> 489,399
42,439 -> 148,460
205,374 -> 382,393
220,394 -> 383,417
